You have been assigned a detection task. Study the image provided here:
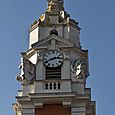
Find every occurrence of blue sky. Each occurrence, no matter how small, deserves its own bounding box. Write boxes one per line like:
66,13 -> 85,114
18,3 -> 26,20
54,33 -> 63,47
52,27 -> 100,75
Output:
0,0 -> 115,115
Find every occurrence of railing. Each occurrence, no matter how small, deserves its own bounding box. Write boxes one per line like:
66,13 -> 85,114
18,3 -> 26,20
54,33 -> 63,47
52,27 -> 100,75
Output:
44,80 -> 61,90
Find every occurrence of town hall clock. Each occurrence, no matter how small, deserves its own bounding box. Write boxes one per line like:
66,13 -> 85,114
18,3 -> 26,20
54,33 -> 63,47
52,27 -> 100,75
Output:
43,50 -> 64,68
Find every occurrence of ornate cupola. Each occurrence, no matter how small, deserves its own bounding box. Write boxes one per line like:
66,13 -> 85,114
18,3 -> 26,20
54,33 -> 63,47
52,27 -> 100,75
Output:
13,0 -> 96,115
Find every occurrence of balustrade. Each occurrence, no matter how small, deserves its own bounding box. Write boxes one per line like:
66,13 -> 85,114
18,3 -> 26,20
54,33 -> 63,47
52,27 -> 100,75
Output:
44,80 -> 61,90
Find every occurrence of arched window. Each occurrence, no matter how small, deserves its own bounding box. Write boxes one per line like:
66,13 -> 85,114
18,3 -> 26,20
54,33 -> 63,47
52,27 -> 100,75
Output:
50,29 -> 58,36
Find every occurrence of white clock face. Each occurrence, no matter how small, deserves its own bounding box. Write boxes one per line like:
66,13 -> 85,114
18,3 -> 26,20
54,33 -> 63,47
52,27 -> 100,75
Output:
43,50 -> 64,68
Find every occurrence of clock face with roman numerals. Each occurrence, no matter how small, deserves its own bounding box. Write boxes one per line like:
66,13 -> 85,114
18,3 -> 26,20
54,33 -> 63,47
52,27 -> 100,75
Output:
43,50 -> 64,68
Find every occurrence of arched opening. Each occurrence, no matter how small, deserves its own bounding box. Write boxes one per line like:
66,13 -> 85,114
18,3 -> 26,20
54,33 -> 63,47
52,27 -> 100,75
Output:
50,29 -> 58,36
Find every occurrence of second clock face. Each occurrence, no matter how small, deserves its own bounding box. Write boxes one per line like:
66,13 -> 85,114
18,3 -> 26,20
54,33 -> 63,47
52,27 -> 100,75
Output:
43,50 -> 64,68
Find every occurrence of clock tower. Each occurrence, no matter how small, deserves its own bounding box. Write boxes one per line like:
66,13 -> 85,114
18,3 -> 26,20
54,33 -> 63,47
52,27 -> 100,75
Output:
13,0 -> 96,115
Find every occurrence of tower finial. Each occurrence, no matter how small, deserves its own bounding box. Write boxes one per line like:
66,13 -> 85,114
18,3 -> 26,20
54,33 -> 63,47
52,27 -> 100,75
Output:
47,0 -> 64,13
47,0 -> 64,4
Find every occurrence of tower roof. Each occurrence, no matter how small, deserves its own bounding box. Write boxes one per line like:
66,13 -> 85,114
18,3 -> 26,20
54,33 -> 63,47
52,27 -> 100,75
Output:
30,0 -> 79,31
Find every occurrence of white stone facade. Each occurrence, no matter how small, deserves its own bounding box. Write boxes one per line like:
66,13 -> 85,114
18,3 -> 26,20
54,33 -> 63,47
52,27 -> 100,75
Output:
13,0 -> 96,115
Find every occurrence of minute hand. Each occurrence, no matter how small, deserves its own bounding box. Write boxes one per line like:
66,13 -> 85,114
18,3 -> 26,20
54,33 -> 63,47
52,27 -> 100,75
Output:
55,57 -> 63,59
48,57 -> 56,61
48,57 -> 62,62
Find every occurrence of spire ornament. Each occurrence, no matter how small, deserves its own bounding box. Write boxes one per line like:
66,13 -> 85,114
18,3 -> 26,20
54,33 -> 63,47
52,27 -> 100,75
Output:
47,0 -> 64,13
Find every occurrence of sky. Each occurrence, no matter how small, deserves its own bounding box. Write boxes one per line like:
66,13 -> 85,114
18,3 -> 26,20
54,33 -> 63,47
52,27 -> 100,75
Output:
0,0 -> 115,115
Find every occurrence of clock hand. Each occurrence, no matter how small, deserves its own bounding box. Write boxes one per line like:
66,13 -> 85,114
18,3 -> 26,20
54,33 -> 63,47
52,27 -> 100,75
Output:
45,57 -> 56,63
45,57 -> 63,63
49,57 -> 56,61
56,57 -> 63,59
50,57 -> 63,60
